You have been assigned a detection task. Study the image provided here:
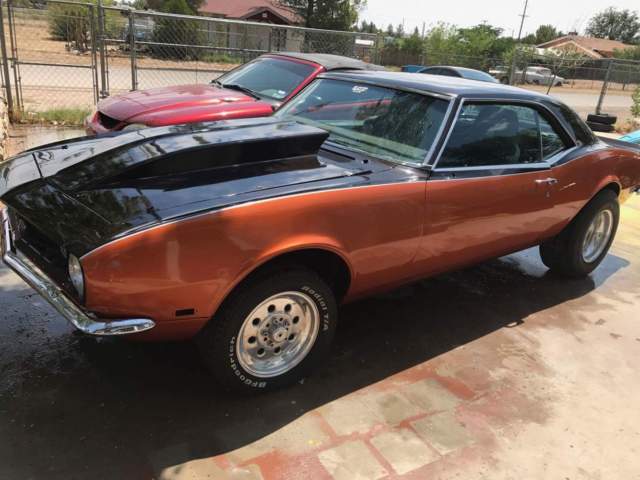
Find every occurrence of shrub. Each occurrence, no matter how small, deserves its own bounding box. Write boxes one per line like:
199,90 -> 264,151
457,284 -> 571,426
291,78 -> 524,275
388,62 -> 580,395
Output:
48,0 -> 119,53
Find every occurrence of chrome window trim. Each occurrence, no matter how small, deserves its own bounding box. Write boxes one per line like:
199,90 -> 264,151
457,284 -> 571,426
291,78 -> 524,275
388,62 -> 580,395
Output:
431,97 -> 577,172
434,162 -> 550,172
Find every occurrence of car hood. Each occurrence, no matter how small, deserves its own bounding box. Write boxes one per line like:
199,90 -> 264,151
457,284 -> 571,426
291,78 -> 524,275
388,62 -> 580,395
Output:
98,84 -> 275,126
1,118 -> 386,255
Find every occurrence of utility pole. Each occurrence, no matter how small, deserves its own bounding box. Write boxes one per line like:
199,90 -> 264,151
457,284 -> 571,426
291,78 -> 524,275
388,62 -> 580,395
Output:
509,0 -> 529,85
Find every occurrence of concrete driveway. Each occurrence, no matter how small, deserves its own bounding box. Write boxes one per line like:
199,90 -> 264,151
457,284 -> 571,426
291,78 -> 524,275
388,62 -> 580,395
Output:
1,133 -> 639,478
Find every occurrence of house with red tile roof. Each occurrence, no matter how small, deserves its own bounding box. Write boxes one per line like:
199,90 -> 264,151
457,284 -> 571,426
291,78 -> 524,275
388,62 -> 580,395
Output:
199,0 -> 300,25
537,35 -> 634,59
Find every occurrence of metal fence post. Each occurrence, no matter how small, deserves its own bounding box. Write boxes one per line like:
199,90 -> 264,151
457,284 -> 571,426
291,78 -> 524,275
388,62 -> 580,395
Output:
0,0 -> 13,118
96,0 -> 108,97
595,59 -> 613,115
88,4 -> 99,104
6,0 -> 21,112
509,45 -> 518,85
128,10 -> 137,91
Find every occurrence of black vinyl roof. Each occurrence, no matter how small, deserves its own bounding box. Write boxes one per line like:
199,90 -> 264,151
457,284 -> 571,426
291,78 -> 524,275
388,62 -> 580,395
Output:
319,70 -> 557,101
271,52 -> 386,71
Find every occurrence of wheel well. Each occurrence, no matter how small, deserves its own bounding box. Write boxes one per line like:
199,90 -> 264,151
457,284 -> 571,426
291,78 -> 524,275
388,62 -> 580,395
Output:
239,249 -> 352,301
599,182 -> 621,198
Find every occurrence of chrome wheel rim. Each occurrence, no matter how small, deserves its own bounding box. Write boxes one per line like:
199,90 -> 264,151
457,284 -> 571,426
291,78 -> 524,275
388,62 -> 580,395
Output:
582,209 -> 614,263
236,291 -> 320,378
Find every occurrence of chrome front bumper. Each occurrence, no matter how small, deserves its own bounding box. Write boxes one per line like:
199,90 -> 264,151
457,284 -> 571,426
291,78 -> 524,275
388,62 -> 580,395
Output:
1,207 -> 155,335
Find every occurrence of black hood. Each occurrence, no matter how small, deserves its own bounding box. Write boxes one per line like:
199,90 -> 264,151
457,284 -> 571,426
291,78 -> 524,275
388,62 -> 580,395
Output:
1,118 -> 388,256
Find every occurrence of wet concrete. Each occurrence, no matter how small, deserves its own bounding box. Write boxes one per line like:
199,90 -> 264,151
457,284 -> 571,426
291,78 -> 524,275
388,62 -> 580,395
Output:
1,128 -> 639,478
4,125 -> 85,158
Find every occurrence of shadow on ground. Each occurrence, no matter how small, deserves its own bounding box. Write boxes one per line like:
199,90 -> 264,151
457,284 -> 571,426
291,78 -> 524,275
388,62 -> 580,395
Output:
0,248 -> 629,479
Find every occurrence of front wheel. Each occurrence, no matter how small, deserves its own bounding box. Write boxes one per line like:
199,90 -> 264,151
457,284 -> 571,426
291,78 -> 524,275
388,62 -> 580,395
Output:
197,268 -> 337,392
540,190 -> 619,277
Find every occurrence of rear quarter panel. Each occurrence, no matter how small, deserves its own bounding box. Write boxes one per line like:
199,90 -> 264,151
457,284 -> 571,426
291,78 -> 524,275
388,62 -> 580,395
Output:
548,143 -> 640,236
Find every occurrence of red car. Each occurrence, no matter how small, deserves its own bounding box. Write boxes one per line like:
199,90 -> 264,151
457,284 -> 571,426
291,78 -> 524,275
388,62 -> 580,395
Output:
85,52 -> 384,134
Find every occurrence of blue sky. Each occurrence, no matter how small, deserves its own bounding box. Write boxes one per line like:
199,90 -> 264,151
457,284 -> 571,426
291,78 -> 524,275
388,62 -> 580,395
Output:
360,0 -> 640,37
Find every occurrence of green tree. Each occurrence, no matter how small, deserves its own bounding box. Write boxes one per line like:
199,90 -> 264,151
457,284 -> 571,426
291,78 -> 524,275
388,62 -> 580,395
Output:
277,0 -> 365,30
48,0 -> 117,52
613,45 -> 640,60
386,23 -> 394,37
401,29 -> 424,54
586,7 -> 640,44
143,0 -> 204,14
151,0 -> 203,59
535,24 -> 562,44
395,23 -> 405,37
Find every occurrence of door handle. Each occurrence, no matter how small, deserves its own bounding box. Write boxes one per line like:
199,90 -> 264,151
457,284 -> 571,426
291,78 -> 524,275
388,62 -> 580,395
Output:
535,177 -> 558,185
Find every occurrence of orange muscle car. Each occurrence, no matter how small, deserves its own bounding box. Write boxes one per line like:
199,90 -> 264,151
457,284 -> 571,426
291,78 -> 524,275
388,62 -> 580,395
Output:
2,72 -> 640,391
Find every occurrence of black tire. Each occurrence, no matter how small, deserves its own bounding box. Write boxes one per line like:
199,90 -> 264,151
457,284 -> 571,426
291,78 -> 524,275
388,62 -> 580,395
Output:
586,120 -> 615,133
587,113 -> 617,125
196,267 -> 337,393
539,190 -> 619,277
500,76 -> 509,85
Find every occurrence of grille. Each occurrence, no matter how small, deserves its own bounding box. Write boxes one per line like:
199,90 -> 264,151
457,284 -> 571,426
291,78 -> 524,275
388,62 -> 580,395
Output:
98,111 -> 123,130
9,211 -> 78,301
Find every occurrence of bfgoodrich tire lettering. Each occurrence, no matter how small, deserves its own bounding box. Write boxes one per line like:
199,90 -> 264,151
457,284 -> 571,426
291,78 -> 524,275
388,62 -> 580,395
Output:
197,268 -> 337,392
539,190 -> 619,277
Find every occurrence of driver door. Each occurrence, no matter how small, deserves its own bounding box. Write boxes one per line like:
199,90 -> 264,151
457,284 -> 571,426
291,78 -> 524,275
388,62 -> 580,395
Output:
415,101 -> 571,276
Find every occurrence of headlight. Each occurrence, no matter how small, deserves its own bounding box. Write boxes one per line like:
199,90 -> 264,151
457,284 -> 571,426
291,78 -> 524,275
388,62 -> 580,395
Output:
68,254 -> 85,300
121,123 -> 147,132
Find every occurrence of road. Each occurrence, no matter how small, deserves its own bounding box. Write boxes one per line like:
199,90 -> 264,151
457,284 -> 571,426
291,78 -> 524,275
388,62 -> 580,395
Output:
14,63 -> 636,124
1,129 -> 640,479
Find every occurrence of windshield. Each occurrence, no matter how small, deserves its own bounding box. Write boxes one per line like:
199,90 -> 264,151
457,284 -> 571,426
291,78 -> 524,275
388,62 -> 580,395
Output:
215,57 -> 316,101
276,79 -> 450,165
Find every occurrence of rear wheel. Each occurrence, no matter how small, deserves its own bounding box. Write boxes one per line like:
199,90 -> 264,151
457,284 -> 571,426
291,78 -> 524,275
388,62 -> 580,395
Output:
540,190 -> 619,277
197,268 -> 337,392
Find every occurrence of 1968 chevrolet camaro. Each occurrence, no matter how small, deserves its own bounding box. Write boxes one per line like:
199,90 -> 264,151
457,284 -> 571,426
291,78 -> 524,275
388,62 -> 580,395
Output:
2,72 -> 640,391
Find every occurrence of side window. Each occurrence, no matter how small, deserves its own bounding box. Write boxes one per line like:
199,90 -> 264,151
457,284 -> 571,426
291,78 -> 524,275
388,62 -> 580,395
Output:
539,116 -> 565,159
438,103 -> 568,168
438,69 -> 459,78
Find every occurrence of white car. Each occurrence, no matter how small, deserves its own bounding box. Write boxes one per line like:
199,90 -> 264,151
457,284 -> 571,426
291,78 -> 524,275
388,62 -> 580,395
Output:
489,66 -> 565,86
524,67 -> 565,86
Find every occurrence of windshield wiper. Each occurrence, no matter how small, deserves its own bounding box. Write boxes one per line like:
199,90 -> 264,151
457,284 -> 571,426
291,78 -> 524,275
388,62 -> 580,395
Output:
217,83 -> 260,99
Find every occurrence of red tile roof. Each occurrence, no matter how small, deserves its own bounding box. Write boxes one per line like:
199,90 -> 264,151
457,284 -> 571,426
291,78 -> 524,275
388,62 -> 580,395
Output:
537,35 -> 634,58
199,0 -> 299,24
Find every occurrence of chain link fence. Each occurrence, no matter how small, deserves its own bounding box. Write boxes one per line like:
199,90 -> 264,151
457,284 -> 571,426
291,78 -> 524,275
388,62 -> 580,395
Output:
1,0 -> 639,128
380,45 -> 640,127
0,0 -> 379,120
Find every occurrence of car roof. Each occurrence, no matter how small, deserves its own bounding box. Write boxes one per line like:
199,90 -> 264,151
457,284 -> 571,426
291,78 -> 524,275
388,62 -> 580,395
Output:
422,65 -> 485,74
319,70 -> 555,101
270,52 -> 386,71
